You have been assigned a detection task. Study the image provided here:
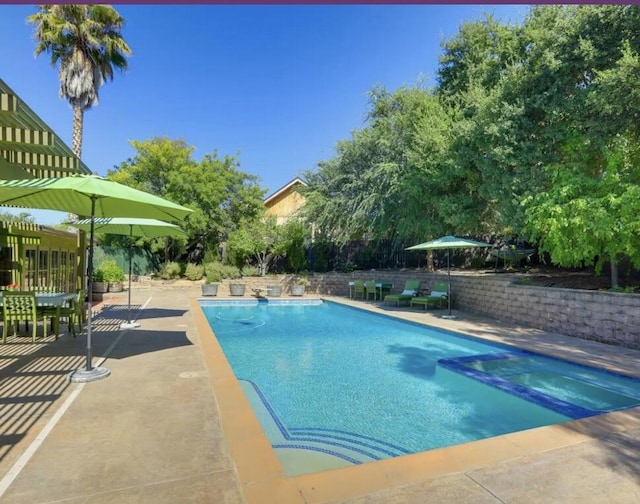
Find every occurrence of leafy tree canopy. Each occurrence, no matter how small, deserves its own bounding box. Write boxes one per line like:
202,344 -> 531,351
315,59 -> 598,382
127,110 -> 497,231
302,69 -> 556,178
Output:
108,136 -> 266,262
303,5 -> 640,285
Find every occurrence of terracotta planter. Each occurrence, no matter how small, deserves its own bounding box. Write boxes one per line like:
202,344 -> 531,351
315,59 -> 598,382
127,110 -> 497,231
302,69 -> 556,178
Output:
229,283 -> 246,296
201,283 -> 219,296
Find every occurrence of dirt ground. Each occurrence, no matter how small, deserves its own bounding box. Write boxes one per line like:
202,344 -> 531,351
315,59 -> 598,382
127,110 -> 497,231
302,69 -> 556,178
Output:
502,266 -> 634,292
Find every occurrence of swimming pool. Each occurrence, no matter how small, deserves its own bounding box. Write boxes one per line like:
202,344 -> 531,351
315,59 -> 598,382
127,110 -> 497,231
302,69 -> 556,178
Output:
201,299 -> 640,476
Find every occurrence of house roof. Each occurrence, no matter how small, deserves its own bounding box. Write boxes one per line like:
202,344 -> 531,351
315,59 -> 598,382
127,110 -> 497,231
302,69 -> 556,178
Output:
0,79 -> 92,179
264,177 -> 307,206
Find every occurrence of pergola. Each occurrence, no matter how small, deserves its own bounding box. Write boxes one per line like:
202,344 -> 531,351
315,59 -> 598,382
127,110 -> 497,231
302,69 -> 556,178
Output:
0,78 -> 91,290
0,78 -> 91,179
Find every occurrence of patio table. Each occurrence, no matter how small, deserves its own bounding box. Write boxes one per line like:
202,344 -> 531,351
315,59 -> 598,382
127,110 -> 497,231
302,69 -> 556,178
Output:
348,281 -> 393,301
375,281 -> 393,301
0,291 -> 75,307
0,291 -> 76,336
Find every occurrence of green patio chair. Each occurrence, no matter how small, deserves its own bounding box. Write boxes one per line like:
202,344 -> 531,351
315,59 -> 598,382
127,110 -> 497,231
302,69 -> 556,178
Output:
2,291 -> 49,343
364,280 -> 377,301
353,280 -> 366,299
384,279 -> 421,306
43,289 -> 87,338
410,281 -> 449,311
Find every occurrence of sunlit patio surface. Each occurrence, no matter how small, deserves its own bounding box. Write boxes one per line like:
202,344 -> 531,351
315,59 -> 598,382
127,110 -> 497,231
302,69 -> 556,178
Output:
0,283 -> 639,503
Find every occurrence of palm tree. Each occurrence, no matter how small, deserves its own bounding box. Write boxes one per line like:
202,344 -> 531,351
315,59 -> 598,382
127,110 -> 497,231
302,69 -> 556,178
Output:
28,4 -> 132,159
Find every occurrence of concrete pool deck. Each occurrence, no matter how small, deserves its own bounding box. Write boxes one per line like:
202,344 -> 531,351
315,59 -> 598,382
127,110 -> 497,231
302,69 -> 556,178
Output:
0,285 -> 639,503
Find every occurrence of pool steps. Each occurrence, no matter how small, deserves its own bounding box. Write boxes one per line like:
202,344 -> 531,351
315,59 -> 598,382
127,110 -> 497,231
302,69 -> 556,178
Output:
240,380 -> 410,467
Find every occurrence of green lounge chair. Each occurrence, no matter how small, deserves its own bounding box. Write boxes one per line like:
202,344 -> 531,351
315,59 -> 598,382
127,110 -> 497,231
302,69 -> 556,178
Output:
410,281 -> 449,311
384,279 -> 421,306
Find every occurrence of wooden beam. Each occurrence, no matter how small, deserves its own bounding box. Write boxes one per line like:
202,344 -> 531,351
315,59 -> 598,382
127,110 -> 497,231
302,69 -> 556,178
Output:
0,126 -> 54,146
0,148 -> 79,171
0,93 -> 18,113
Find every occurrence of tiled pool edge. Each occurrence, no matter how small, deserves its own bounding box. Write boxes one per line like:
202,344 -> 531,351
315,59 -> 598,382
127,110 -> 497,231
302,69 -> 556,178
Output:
191,297 -> 640,504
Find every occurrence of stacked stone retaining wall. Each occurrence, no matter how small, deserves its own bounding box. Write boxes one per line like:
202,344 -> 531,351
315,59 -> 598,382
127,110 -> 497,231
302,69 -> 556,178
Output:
294,271 -> 640,349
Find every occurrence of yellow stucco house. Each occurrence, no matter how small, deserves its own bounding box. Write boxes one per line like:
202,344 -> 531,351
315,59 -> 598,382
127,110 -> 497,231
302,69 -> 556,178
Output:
0,78 -> 91,290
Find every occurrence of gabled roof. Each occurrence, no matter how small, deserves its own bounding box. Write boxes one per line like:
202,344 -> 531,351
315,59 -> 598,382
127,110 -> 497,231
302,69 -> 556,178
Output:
0,79 -> 92,179
264,177 -> 307,206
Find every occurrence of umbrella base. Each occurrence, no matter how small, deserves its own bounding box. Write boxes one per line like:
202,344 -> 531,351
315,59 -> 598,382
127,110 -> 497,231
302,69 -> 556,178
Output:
120,321 -> 141,329
68,366 -> 111,383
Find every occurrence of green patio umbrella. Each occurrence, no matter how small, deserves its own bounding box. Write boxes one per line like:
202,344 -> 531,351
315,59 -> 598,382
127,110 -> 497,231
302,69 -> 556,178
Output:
406,236 -> 492,318
0,175 -> 192,382
67,217 -> 188,330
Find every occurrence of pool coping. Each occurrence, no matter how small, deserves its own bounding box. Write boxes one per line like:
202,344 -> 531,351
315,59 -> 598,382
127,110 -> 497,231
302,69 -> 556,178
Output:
191,296 -> 640,504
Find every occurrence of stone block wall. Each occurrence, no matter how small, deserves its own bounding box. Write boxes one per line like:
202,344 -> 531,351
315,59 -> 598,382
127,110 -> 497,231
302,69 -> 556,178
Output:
306,271 -> 640,350
466,277 -> 640,349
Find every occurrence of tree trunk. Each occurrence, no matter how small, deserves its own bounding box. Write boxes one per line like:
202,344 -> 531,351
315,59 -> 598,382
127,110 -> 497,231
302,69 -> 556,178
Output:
427,250 -> 434,272
610,259 -> 619,288
72,106 -> 84,159
164,237 -> 170,264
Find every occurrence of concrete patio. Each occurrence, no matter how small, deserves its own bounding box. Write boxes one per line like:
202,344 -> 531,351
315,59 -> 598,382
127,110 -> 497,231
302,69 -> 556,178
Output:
0,284 -> 639,503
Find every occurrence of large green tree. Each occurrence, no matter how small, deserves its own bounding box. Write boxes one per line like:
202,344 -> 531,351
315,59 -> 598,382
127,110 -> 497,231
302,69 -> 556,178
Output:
227,215 -> 286,276
303,5 -> 640,283
514,6 -> 640,284
28,4 -> 132,158
303,85 -> 455,250
437,5 -> 640,285
108,137 -> 266,263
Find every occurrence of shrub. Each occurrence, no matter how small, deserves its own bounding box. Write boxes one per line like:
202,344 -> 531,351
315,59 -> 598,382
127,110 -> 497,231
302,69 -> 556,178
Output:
242,266 -> 260,277
204,261 -> 224,283
184,263 -> 204,281
203,261 -> 241,281
469,257 -> 487,269
221,264 -> 241,279
159,261 -> 182,280
97,259 -> 124,282
610,285 -> 636,293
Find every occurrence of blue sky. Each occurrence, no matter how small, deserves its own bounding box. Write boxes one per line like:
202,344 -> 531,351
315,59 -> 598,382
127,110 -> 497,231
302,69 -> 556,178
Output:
1,4 -> 528,224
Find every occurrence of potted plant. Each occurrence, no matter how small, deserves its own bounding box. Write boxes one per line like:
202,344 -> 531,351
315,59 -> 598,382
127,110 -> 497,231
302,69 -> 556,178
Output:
201,278 -> 219,296
99,260 -> 125,292
291,277 -> 309,296
202,262 -> 222,296
92,269 -> 109,293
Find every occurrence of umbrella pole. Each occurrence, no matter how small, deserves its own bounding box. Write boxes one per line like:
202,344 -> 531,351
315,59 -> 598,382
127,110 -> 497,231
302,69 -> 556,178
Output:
442,247 -> 456,319
120,226 -> 140,329
69,196 -> 110,383
85,199 -> 95,371
448,248 -> 451,316
128,230 -> 132,323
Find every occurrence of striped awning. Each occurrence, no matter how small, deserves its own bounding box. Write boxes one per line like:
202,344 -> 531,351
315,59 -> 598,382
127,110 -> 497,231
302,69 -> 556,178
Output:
0,79 -> 92,179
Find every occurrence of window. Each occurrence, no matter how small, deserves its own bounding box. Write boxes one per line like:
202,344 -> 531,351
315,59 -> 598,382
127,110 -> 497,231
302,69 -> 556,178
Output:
38,250 -> 49,288
25,248 -> 37,290
0,246 -> 13,287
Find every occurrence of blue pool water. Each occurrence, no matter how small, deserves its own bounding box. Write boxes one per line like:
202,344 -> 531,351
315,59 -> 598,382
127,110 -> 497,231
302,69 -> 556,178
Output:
201,299 -> 640,473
